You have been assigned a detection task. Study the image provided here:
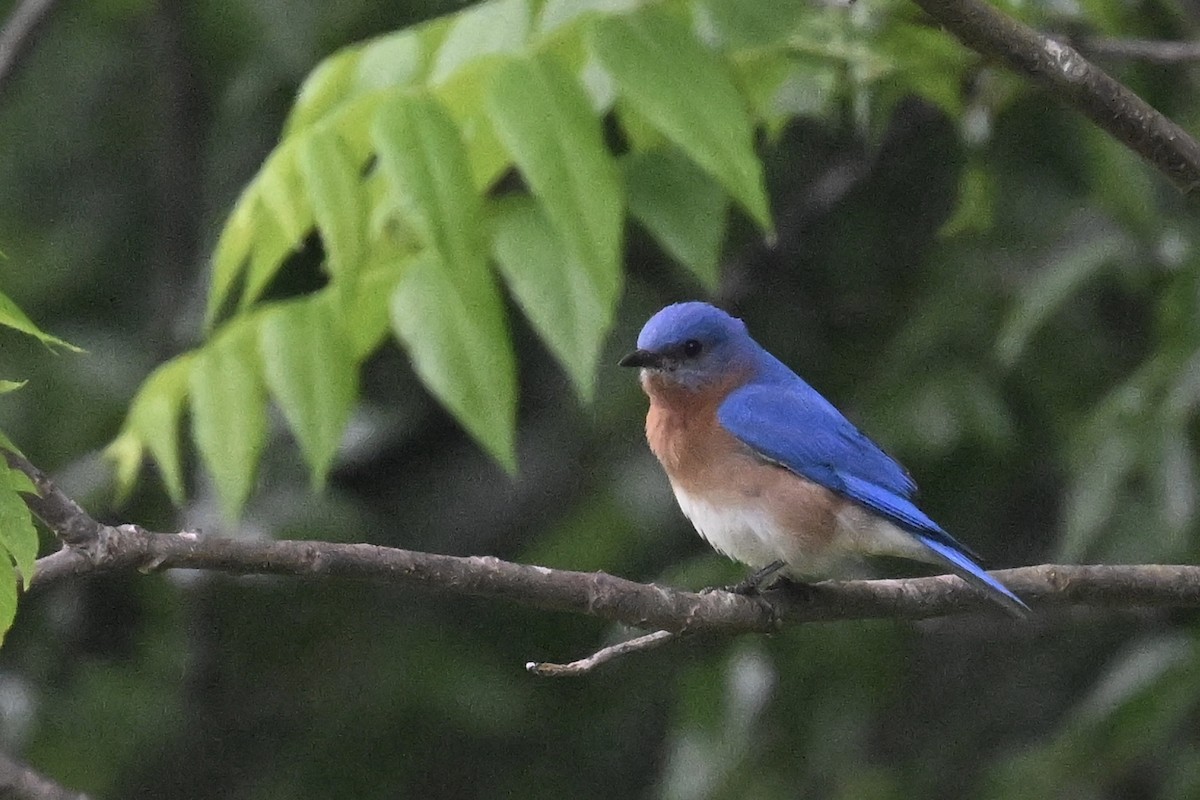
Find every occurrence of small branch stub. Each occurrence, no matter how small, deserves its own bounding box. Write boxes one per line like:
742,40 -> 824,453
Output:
527,630 -> 677,677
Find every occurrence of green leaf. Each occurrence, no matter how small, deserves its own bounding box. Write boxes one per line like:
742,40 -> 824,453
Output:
0,558 -> 16,646
285,48 -> 361,136
220,142 -> 318,318
0,380 -> 26,395
0,429 -> 20,456
210,141 -> 320,321
6,469 -> 34,496
878,22 -> 970,118
0,465 -> 38,585
1060,415 -> 1140,561
189,320 -> 268,519
0,291 -> 81,352
732,55 -> 838,136
996,223 -> 1133,367
1081,124 -> 1158,235
105,433 -> 144,505
341,249 -> 410,362
258,297 -> 358,486
695,0 -> 812,48
355,30 -> 426,93
390,254 -> 516,471
435,66 -> 514,189
614,101 -> 665,152
623,148 -> 729,290
257,142 -> 314,246
490,196 -> 620,400
372,91 -> 515,466
590,9 -> 771,231
372,94 -> 490,301
239,206 -> 294,312
206,194 -> 256,325
288,25 -> 430,143
430,0 -> 531,84
426,1 -> 533,188
486,55 -> 623,285
538,0 -> 640,34
298,129 -> 367,281
106,356 -> 194,504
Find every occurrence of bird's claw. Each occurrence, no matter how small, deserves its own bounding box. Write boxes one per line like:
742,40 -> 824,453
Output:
700,560 -> 788,596
730,560 -> 787,595
695,564 -> 793,629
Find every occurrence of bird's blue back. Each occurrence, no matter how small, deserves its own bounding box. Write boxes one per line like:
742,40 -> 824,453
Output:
717,342 -> 980,559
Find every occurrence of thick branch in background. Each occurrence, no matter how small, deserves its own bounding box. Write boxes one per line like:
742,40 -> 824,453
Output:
911,0 -> 1200,195
0,0 -> 59,99
1080,37 -> 1200,65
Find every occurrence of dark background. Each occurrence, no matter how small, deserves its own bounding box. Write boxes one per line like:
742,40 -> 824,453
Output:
3,0 -> 1200,797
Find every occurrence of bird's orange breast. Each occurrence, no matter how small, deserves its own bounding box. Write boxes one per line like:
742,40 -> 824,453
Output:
641,372 -> 740,481
640,370 -> 850,565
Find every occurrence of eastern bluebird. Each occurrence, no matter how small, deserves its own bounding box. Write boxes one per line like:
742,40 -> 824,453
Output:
620,302 -> 1028,617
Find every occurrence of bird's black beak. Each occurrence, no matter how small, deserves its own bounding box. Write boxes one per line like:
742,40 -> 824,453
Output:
618,349 -> 663,369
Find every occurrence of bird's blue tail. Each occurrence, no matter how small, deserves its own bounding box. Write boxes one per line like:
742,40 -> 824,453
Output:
916,535 -> 1030,618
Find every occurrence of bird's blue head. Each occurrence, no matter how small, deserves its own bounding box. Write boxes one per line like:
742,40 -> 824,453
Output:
619,302 -> 760,391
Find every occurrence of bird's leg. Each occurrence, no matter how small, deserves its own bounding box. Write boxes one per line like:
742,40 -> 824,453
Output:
696,561 -> 788,629
728,560 -> 787,595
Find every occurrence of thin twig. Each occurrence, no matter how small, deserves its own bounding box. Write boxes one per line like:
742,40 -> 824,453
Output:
911,0 -> 1200,195
0,0 -> 60,99
527,630 -> 677,677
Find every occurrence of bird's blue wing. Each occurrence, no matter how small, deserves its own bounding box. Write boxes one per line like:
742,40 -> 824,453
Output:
717,382 -> 919,505
718,382 -> 1029,616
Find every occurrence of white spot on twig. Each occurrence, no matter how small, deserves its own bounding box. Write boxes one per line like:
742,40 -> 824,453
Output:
1045,38 -> 1089,80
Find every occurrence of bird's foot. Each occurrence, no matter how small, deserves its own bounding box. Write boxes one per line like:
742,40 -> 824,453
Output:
697,561 -> 789,629
726,560 -> 788,595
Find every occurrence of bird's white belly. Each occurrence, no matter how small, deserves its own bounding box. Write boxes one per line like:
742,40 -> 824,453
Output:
671,484 -> 796,570
670,483 -> 929,577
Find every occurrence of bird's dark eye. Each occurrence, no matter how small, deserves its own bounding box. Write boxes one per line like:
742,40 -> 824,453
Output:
682,339 -> 702,358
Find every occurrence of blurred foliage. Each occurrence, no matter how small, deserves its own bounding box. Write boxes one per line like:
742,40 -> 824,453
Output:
0,293 -> 72,638
3,0 -> 1200,797
113,0 -> 791,513
107,0 -> 1046,520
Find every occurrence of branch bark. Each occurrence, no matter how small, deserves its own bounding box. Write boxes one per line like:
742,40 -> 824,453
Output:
911,0 -> 1200,196
1078,37 -> 1200,65
527,630 -> 678,677
9,449 -> 1200,640
32,534 -> 1200,627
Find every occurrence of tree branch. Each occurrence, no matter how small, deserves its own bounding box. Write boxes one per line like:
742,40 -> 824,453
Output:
28,521 -> 1200,623
0,0 -> 59,99
9,448 -> 1200,644
911,0 -> 1200,195
527,630 -> 678,677
1078,37 -> 1200,65
28,524 -> 783,634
